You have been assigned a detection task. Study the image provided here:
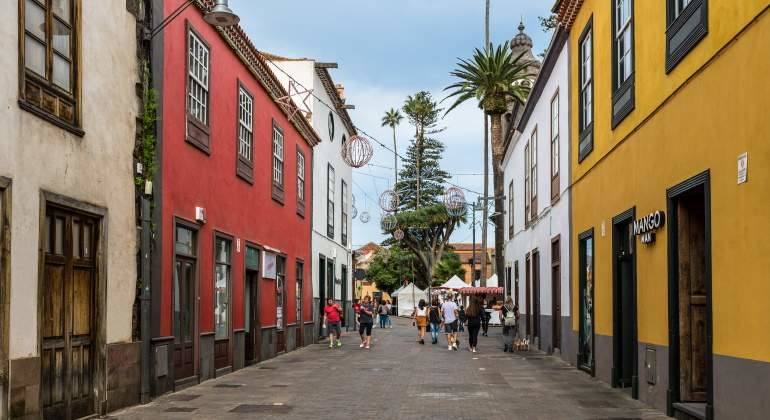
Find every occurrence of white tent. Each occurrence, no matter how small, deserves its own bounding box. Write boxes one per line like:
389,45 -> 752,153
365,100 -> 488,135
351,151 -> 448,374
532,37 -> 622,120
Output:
486,274 -> 499,287
439,275 -> 470,290
393,284 -> 428,317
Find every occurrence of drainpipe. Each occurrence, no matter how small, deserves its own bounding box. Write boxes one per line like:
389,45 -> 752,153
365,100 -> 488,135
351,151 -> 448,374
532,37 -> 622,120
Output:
140,196 -> 152,403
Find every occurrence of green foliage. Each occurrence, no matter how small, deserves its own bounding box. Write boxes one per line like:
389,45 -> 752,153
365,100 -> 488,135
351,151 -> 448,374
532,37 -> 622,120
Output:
395,92 -> 450,211
434,251 -> 466,282
136,62 -> 158,188
538,14 -> 559,32
444,41 -> 534,116
381,108 -> 403,129
365,245 -> 417,294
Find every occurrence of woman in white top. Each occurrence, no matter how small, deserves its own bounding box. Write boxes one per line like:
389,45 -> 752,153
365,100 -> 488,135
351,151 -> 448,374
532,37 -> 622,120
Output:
413,299 -> 429,345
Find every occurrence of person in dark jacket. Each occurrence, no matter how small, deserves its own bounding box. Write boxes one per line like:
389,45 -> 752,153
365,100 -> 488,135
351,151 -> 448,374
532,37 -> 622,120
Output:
458,305 -> 467,332
481,299 -> 492,336
465,298 -> 483,353
428,299 -> 442,344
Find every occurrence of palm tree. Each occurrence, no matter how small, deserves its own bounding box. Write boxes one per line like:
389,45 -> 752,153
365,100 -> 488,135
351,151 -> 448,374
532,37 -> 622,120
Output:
381,108 -> 403,187
444,41 -> 533,284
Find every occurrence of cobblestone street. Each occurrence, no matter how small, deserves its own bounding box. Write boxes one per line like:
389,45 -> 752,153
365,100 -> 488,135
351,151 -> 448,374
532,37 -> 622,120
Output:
112,318 -> 669,420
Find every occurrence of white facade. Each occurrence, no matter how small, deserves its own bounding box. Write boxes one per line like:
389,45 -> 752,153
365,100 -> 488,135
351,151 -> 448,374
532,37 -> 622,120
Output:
503,35 -> 570,354
0,1 -> 139,416
267,58 -> 355,319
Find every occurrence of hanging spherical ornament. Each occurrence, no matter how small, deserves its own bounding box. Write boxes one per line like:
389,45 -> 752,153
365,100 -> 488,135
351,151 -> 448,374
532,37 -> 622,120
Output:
393,228 -> 405,241
443,187 -> 467,217
341,135 -> 374,168
380,214 -> 397,231
351,205 -> 358,220
379,189 -> 400,212
360,211 -> 371,223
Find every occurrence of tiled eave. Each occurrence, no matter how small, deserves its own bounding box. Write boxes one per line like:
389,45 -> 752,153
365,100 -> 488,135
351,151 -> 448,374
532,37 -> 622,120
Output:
314,65 -> 357,136
552,0 -> 585,30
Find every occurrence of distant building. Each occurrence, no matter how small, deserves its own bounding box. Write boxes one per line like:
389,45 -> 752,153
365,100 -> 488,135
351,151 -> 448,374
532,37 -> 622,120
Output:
448,243 -> 495,284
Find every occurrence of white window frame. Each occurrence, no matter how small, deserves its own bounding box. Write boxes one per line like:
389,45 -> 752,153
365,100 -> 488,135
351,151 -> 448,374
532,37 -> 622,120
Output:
327,165 -> 335,238
580,32 -> 593,130
296,151 -> 305,202
551,93 -> 560,178
272,124 -> 284,187
615,0 -> 633,88
238,87 -> 253,163
188,31 -> 209,125
530,128 -> 538,202
674,0 -> 692,18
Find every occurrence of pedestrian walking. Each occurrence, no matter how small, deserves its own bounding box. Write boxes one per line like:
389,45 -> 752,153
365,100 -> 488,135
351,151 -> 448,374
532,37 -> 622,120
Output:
465,297 -> 483,353
378,300 -> 389,328
458,305 -> 467,332
413,299 -> 428,344
481,299 -> 491,336
441,294 -> 460,351
501,297 -> 519,352
322,298 -> 343,349
385,300 -> 393,328
352,298 -> 361,329
358,296 -> 374,349
428,299 -> 442,344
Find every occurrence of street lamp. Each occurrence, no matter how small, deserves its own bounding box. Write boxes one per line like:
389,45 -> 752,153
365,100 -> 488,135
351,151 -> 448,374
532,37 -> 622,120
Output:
149,0 -> 240,40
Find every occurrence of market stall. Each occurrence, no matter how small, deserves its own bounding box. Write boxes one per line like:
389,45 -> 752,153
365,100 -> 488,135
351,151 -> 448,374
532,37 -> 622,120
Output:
391,284 -> 428,317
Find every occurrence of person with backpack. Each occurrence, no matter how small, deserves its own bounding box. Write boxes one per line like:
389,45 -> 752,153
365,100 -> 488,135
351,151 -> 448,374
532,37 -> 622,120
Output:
458,305 -> 467,332
501,297 -> 519,352
481,299 -> 492,336
428,299 -> 442,344
377,300 -> 389,328
413,299 -> 429,344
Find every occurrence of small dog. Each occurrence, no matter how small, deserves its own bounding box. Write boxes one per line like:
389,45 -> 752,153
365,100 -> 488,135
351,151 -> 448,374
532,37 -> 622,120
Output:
514,338 -> 530,351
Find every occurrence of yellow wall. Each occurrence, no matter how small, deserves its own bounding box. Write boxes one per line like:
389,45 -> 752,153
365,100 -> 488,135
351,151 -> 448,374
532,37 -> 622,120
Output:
569,1 -> 770,363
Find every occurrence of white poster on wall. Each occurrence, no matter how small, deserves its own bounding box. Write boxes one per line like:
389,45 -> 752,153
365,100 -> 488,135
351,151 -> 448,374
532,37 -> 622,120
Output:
263,252 -> 277,279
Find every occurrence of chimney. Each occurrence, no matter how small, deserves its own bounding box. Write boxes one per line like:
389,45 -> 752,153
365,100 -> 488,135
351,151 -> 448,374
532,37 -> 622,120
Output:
335,83 -> 346,103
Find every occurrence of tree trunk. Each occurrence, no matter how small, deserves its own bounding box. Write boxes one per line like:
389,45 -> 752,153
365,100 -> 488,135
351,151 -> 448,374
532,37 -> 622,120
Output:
490,113 -> 506,283
481,114 -> 489,286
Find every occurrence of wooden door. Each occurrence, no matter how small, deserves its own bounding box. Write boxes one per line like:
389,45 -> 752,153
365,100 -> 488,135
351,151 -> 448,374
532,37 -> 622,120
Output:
295,279 -> 302,349
41,207 -> 97,420
615,219 -> 636,388
173,258 -> 196,382
551,238 -> 561,351
245,270 -> 258,364
532,251 -> 541,343
525,254 -> 531,337
678,193 -> 708,402
276,257 -> 286,353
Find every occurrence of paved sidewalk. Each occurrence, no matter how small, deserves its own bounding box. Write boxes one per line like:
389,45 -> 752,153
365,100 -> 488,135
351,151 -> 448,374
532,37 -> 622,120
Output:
111,317 -> 670,420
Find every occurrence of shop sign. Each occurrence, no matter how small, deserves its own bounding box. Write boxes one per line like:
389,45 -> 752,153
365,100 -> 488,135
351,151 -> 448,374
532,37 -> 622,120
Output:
263,252 -> 277,279
633,211 -> 666,244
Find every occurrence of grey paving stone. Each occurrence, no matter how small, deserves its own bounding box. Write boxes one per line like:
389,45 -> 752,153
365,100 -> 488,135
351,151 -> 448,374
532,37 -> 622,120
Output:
110,317 -> 671,420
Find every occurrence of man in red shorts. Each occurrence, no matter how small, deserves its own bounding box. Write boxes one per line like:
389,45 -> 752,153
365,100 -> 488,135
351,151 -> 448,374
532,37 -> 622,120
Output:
322,298 -> 343,348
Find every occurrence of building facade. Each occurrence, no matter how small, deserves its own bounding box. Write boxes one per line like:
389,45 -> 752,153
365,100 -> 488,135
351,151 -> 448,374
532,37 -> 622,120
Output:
503,28 -> 572,357
265,56 -> 356,336
556,0 -> 770,418
148,0 -> 319,396
448,243 -> 494,284
0,1 -> 143,417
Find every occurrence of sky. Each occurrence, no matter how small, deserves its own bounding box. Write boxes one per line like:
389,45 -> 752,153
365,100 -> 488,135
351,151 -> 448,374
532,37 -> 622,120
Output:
231,0 -> 554,250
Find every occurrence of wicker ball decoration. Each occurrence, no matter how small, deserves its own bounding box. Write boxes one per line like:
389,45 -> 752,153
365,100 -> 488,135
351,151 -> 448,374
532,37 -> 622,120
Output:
380,214 -> 397,231
443,187 -> 467,217
341,135 -> 374,168
393,228 -> 405,241
379,189 -> 399,212
351,205 -> 358,220
360,211 -> 371,223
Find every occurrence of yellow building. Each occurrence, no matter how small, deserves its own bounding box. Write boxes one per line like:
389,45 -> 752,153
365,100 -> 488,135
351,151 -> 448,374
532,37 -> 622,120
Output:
556,0 -> 770,418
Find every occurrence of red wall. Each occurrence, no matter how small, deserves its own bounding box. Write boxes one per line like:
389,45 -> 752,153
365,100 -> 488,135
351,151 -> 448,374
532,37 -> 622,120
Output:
159,1 -> 313,338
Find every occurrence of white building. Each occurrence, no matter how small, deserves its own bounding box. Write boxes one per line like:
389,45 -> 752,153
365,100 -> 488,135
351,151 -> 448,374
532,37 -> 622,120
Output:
0,2 -> 142,418
266,55 -> 356,338
503,28 -> 573,359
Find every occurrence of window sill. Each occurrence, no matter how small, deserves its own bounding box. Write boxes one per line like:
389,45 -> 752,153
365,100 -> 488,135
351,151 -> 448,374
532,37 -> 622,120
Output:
297,201 -> 305,218
18,100 -> 84,137
186,117 -> 210,154
236,162 -> 254,184
271,184 -> 285,204
578,127 -> 593,163
611,76 -> 635,128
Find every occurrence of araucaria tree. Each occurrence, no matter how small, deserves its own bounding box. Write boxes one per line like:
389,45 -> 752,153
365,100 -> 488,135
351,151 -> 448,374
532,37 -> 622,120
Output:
395,91 -> 450,211
444,41 -> 533,282
380,91 -> 461,288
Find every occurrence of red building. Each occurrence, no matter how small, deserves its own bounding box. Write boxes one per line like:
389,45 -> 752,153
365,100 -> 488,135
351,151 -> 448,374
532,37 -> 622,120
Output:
149,0 -> 319,394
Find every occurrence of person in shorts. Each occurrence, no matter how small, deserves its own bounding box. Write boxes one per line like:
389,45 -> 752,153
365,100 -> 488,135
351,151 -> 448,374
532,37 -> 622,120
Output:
441,295 -> 460,351
358,296 -> 374,349
322,298 -> 343,348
